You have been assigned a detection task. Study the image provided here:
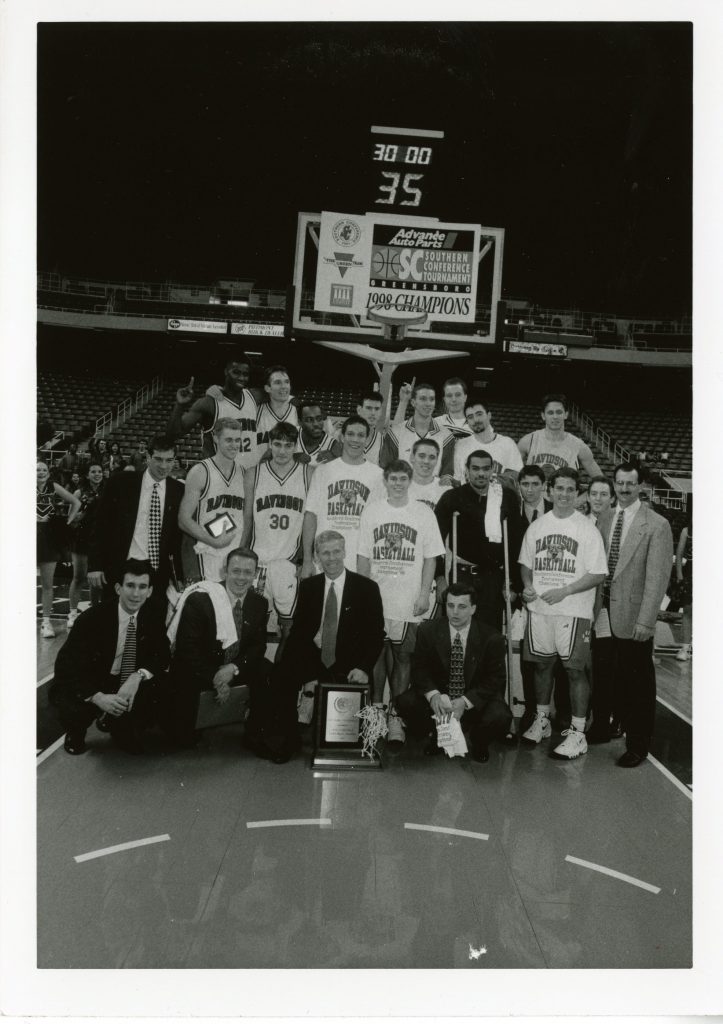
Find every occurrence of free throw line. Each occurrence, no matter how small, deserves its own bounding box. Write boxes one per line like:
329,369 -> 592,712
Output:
405,823 -> 489,841
75,834 -> 170,863
565,855 -> 660,894
246,818 -> 331,829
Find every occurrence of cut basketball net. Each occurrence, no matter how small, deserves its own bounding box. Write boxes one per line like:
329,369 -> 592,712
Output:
356,705 -> 388,760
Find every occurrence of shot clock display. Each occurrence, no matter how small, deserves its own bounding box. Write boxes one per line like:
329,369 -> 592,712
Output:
368,125 -> 444,215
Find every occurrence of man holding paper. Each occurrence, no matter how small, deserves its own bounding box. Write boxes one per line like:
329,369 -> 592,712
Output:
395,582 -> 511,763
518,467 -> 607,759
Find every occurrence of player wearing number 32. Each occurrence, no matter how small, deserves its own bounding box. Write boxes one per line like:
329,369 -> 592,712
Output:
49,559 -> 170,755
178,418 -> 252,584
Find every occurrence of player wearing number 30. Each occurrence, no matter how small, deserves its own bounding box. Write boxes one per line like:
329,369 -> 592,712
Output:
244,422 -> 310,655
178,418 -> 252,584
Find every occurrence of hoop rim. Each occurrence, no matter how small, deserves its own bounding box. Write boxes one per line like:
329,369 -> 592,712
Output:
366,303 -> 428,327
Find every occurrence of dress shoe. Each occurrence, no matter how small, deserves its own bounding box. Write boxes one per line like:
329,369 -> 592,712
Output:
470,745 -> 490,764
610,720 -> 623,739
617,750 -> 646,768
585,727 -> 612,744
95,714 -> 111,733
64,732 -> 87,755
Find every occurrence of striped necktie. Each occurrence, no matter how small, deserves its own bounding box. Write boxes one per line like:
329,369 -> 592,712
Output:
120,615 -> 137,683
449,631 -> 465,699
148,482 -> 161,570
321,582 -> 338,668
604,509 -> 625,597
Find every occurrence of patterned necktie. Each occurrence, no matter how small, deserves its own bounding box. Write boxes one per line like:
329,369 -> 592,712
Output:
321,581 -> 338,668
604,509 -> 625,597
148,482 -> 161,569
120,615 -> 137,683
449,631 -> 465,699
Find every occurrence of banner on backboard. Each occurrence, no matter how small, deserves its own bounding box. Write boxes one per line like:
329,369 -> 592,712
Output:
313,212 -> 481,324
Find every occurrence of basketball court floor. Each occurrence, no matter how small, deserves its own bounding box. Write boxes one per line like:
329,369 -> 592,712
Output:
36,578 -> 692,969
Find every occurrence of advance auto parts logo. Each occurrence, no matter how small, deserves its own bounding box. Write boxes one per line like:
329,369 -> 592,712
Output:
332,218 -> 361,247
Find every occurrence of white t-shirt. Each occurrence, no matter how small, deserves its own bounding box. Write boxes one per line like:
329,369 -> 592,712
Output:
408,477 -> 452,512
357,498 -> 445,622
305,458 -> 385,570
518,509 -> 607,619
454,432 -> 523,483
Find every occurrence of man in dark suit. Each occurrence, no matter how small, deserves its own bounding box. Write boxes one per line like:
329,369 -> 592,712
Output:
591,463 -> 674,766
167,547 -> 269,749
272,530 -> 385,757
88,433 -> 184,605
396,582 -> 512,762
49,559 -> 170,754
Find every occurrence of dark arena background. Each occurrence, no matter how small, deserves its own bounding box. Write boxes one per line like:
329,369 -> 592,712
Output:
4,8 -> 722,1018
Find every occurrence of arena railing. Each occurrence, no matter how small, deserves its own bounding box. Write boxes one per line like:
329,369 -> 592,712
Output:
93,375 -> 163,439
569,403 -> 633,465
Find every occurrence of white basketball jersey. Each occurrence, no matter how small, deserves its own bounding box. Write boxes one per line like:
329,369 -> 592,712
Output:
364,428 -> 383,465
251,460 -> 309,563
296,431 -> 337,467
201,391 -> 259,458
194,457 -> 246,536
256,403 -> 299,449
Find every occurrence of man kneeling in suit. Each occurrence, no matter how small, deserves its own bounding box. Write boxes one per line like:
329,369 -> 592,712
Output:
167,547 -> 270,750
271,530 -> 385,761
49,559 -> 169,754
396,582 -> 511,763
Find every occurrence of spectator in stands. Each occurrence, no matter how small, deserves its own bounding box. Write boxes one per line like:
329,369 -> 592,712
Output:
67,461 -> 106,627
90,437 -> 110,470
590,463 -> 674,764
453,394 -> 523,487
88,433 -> 184,607
69,471 -> 82,491
660,450 -> 670,468
518,393 -> 602,480
37,460 -> 81,638
108,441 -> 125,474
674,506 -> 692,662
381,382 -> 455,480
167,352 -> 259,459
130,439 -> 148,472
58,443 -> 79,486
49,558 -> 169,755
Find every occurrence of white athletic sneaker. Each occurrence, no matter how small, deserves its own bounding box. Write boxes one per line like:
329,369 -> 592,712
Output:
552,726 -> 588,760
522,712 -> 551,744
297,682 -> 317,725
67,609 -> 79,629
386,712 -> 406,747
675,644 -> 692,662
40,619 -> 55,639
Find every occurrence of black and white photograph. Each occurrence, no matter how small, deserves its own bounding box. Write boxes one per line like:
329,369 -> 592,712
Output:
1,0 -> 722,1017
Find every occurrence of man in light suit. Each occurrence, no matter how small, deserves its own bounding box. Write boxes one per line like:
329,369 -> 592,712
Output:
88,433 -> 184,607
272,530 -> 385,757
396,582 -> 512,762
591,463 -> 674,766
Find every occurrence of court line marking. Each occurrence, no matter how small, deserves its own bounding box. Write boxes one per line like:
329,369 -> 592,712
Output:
565,855 -> 661,894
404,823 -> 489,841
647,753 -> 693,800
36,736 -> 64,765
37,672 -> 54,689
655,694 -> 692,726
246,818 -> 331,829
75,834 -> 170,863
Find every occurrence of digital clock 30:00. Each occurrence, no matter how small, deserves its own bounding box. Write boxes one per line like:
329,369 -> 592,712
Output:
372,142 -> 433,165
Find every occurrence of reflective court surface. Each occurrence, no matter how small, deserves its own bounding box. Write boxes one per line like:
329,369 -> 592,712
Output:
37,710 -> 691,969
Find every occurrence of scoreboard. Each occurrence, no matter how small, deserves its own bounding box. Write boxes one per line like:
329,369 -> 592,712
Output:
368,125 -> 444,215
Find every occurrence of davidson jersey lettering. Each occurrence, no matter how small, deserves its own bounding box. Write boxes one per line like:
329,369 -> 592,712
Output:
251,460 -> 309,563
202,392 -> 259,458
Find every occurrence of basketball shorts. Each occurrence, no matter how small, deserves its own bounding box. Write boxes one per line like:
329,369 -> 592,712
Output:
256,559 -> 298,620
522,614 -> 592,669
384,619 -> 418,653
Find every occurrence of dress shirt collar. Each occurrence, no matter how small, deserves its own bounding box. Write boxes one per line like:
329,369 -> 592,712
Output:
619,498 -> 641,522
142,469 -> 166,496
118,603 -> 135,627
225,586 -> 246,610
522,498 -> 546,521
449,621 -> 472,648
324,570 -> 346,599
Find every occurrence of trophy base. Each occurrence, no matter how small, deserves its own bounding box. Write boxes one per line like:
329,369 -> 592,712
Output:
311,748 -> 382,771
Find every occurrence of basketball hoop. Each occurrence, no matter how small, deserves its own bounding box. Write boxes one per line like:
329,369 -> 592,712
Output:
366,303 -> 428,342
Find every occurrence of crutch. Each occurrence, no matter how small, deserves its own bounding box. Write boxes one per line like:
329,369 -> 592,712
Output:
502,516 -> 516,740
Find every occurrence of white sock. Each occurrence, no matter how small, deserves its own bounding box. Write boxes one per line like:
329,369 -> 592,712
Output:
536,705 -> 551,719
571,716 -> 586,732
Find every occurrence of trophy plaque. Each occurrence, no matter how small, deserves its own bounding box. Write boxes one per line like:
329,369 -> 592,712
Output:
311,680 -> 382,770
